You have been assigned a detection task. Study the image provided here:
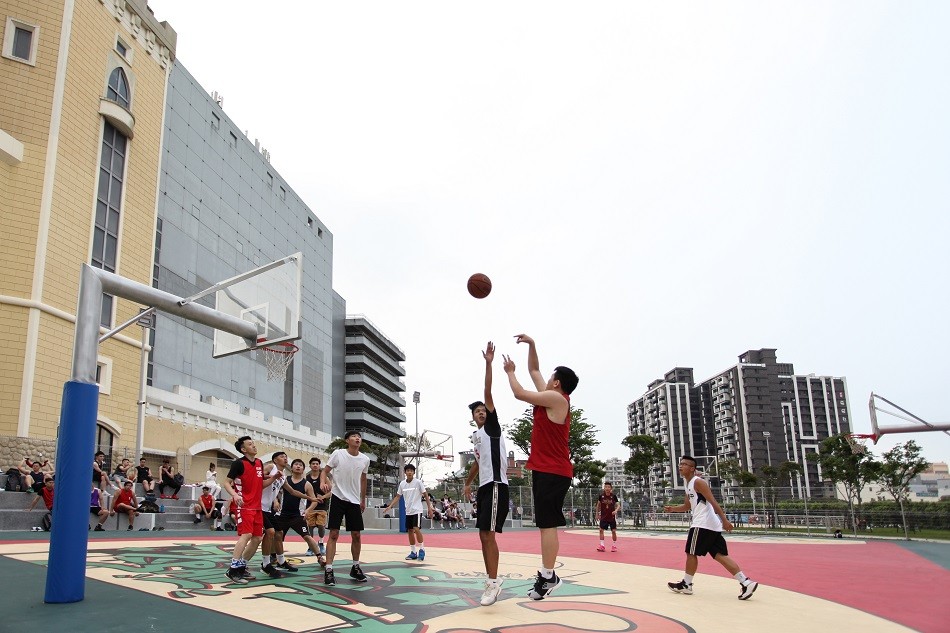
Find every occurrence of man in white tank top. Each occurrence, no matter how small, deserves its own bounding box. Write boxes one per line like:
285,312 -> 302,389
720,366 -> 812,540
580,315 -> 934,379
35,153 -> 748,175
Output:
663,455 -> 760,600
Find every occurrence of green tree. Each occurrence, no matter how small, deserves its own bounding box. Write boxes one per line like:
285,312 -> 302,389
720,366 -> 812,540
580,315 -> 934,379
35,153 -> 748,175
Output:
621,434 -> 666,507
818,434 -> 881,531
877,440 -> 929,539
506,407 -> 604,486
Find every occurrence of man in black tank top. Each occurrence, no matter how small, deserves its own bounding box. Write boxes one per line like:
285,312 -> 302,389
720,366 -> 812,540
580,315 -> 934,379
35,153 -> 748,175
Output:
305,457 -> 329,557
274,459 -> 324,567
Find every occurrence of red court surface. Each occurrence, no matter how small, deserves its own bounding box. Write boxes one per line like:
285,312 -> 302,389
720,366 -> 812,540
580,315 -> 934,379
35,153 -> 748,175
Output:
3,528 -> 947,633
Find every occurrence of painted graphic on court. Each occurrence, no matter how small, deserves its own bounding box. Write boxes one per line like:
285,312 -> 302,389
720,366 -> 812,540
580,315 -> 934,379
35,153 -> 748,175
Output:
50,542 -> 692,632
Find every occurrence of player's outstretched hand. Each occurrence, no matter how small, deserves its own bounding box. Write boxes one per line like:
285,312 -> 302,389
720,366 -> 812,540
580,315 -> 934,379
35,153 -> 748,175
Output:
513,333 -> 534,345
483,341 -> 494,363
502,355 -> 516,373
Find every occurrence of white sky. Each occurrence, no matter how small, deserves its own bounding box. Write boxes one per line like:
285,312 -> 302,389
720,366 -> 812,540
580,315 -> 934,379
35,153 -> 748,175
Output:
149,1 -> 950,475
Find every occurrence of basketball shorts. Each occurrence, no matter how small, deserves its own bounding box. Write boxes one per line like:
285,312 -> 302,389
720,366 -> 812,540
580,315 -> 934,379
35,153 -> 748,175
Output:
599,517 -> 617,531
475,482 -> 510,533
275,514 -> 311,537
262,510 -> 277,531
236,507 -> 264,537
532,471 -> 571,529
327,494 -> 364,532
685,527 -> 729,558
405,513 -> 423,531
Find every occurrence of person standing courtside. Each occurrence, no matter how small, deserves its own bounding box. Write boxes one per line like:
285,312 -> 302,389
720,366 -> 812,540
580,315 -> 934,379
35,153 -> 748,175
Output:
596,482 -> 620,552
463,341 -> 510,606
222,436 -> 280,584
664,455 -> 760,600
320,430 -> 371,586
382,463 -> 433,562
503,333 -> 579,601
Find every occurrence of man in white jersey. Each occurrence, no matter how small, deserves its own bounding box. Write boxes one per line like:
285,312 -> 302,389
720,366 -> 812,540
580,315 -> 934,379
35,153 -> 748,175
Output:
463,341 -> 510,606
321,430 -> 371,586
383,463 -> 434,561
663,455 -> 760,600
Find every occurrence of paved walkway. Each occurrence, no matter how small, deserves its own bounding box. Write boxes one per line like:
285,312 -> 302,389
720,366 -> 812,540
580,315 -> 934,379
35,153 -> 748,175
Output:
4,527 -> 947,632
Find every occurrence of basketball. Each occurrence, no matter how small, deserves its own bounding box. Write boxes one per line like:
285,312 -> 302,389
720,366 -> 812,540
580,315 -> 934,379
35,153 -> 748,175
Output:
467,273 -> 492,299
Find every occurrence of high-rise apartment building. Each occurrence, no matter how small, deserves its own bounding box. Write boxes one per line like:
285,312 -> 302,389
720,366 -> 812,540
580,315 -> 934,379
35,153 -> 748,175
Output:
627,349 -> 851,503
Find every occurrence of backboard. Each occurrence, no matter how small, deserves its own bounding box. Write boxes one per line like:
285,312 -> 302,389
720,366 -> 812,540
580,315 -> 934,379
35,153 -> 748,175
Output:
212,253 -> 302,358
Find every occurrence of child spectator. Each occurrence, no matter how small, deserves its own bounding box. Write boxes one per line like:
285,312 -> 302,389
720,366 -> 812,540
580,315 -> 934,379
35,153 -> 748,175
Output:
28,477 -> 55,512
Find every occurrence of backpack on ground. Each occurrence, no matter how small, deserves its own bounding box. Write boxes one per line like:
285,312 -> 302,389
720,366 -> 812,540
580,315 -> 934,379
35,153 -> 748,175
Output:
42,512 -> 52,531
138,499 -> 160,514
5,469 -> 23,492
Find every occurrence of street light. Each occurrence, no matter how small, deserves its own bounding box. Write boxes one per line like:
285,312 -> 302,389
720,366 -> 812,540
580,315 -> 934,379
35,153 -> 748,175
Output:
412,391 -> 421,465
762,431 -> 772,467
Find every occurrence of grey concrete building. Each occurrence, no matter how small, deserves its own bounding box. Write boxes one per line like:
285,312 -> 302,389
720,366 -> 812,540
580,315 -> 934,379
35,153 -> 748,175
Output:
343,316 -> 407,445
144,61 -> 339,468
627,349 -> 851,503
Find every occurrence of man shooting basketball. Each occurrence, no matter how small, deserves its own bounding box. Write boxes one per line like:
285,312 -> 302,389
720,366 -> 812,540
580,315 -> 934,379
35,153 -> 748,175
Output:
664,455 -> 759,600
502,333 -> 578,601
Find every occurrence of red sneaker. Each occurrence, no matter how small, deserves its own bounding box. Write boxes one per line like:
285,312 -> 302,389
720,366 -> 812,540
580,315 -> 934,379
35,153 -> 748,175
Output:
171,495 -> 179,500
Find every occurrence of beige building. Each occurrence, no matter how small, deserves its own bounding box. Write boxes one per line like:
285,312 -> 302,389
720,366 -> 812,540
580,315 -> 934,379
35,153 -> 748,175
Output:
0,0 -> 174,470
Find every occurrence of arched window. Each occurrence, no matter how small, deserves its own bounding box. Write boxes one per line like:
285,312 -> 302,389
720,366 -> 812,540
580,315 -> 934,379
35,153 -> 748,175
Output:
107,67 -> 130,108
96,423 -> 115,467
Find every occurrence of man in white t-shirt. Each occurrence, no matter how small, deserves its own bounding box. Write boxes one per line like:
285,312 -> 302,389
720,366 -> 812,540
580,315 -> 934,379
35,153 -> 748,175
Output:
383,463 -> 434,561
320,430 -> 371,586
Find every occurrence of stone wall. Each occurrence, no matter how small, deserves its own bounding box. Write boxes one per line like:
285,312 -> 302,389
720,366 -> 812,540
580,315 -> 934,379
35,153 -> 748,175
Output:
0,435 -> 57,470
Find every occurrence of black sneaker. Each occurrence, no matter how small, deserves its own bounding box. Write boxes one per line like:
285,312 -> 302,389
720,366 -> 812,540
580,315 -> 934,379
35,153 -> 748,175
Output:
738,580 -> 759,600
226,566 -> 248,584
239,566 -> 255,581
277,560 -> 298,572
261,563 -> 284,579
193,518 -> 201,524
527,571 -> 561,600
93,524 -> 105,531
349,564 -> 368,582
325,568 -> 336,585
668,580 -> 693,595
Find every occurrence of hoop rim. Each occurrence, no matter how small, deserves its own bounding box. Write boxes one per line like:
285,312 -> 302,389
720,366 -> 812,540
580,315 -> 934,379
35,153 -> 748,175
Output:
258,339 -> 299,355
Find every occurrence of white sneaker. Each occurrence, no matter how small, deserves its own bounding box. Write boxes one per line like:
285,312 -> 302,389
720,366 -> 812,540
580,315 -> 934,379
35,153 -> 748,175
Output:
480,579 -> 503,606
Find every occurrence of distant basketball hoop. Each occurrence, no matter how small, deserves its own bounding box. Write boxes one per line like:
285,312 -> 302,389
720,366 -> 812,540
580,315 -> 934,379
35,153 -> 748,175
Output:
844,433 -> 876,455
260,340 -> 298,382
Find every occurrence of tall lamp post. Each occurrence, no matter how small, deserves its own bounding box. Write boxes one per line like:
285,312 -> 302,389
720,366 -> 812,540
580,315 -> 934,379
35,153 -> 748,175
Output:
762,431 -> 772,467
412,391 -> 421,466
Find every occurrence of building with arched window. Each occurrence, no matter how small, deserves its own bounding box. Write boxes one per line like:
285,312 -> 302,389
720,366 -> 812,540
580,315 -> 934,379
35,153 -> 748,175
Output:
0,0 -> 175,468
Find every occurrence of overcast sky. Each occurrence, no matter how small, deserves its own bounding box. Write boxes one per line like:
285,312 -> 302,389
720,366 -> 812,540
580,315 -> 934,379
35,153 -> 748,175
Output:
150,1 -> 950,474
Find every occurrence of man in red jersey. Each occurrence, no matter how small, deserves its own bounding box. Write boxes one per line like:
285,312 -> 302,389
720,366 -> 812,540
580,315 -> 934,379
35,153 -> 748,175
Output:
223,435 -> 281,584
503,333 -> 578,602
110,480 -> 140,530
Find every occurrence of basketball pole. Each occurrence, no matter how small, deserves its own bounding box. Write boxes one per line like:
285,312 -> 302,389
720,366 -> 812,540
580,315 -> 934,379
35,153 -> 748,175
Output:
46,265 -> 258,604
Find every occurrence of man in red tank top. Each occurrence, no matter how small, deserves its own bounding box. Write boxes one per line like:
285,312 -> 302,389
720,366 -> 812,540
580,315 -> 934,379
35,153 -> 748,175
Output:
502,333 -> 579,602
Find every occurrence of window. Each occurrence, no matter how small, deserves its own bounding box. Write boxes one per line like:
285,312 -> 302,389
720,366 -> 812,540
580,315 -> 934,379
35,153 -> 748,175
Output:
211,112 -> 220,130
229,131 -> 238,147
96,424 -> 115,467
115,37 -> 130,61
106,67 -> 130,108
93,121 -> 127,327
2,18 -> 38,65
279,186 -> 286,201
267,172 -> 273,188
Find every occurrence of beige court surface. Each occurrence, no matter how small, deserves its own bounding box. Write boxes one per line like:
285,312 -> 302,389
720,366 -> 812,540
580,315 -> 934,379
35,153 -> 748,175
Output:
3,528 -> 946,632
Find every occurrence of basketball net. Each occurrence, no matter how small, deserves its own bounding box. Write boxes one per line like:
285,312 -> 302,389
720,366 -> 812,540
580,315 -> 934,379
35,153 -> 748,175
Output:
260,341 -> 298,382
844,433 -> 875,455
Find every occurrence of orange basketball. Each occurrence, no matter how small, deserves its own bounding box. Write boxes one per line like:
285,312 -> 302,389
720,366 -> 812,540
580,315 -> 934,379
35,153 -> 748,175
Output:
467,273 -> 492,299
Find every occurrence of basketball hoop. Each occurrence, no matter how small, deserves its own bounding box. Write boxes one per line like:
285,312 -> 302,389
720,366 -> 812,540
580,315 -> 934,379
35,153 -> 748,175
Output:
260,340 -> 298,382
844,433 -> 876,455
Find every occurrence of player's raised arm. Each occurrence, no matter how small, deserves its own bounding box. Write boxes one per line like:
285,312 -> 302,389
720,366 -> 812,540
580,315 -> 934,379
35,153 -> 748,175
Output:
483,341 -> 495,411
503,354 -> 566,411
514,334 -> 546,391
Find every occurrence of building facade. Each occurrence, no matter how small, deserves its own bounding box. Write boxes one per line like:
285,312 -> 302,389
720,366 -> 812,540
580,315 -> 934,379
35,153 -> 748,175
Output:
0,0 -> 174,467
627,349 -> 851,503
344,315 -> 406,446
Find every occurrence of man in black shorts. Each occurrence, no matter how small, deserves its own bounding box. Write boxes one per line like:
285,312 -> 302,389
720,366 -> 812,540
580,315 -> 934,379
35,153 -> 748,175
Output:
274,459 -> 323,568
463,341 -> 510,606
503,334 -> 578,601
320,431 -> 371,586
134,457 -> 155,495
596,481 -> 620,552
664,455 -> 759,600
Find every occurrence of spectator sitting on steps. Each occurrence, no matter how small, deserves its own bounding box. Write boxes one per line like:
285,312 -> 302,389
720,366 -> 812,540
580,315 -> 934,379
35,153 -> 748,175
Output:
111,480 -> 140,530
159,458 -> 182,499
193,486 -> 223,530
27,477 -> 55,512
135,457 -> 155,495
20,457 -> 53,494
91,484 -> 109,531
112,458 -> 137,489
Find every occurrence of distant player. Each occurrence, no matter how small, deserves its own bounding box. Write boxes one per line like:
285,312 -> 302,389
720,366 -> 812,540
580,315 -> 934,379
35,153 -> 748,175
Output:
463,341 -> 510,606
502,333 -> 579,601
304,457 -> 329,559
382,463 -> 433,561
596,482 -> 620,552
664,455 -> 759,600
